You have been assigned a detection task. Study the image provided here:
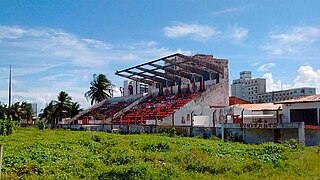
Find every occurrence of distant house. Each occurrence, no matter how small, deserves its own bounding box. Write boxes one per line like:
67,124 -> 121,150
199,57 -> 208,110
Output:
275,94 -> 320,126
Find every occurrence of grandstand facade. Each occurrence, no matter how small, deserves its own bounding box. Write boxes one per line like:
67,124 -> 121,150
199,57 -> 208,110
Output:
71,53 -> 229,126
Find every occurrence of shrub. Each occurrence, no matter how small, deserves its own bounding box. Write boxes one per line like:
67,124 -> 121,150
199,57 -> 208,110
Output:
97,163 -> 149,180
142,142 -> 170,152
91,135 -> 102,142
0,115 -> 14,136
37,120 -> 46,130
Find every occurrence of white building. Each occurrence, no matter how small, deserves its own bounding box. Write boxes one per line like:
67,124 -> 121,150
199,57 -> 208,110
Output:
257,87 -> 316,103
231,71 -> 316,103
231,71 -> 266,101
275,94 -> 320,146
277,94 -> 320,126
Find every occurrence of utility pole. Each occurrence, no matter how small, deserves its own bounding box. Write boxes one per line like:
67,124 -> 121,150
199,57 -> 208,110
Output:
8,65 -> 12,115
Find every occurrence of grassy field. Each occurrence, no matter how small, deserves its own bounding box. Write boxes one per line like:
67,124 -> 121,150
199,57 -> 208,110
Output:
0,127 -> 319,179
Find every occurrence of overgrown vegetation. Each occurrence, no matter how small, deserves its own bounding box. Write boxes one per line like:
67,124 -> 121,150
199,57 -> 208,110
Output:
0,128 -> 319,179
0,102 -> 33,124
37,120 -> 46,130
0,115 -> 15,136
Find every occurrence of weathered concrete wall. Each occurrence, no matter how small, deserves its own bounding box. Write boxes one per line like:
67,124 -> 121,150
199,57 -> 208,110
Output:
280,129 -> 298,142
243,129 -> 274,144
305,129 -> 320,146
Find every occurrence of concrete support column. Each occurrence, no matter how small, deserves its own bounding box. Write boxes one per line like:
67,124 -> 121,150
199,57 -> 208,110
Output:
298,122 -> 305,146
221,123 -> 225,141
159,83 -> 163,96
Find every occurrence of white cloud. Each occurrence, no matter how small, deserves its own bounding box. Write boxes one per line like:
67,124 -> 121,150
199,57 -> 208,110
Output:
250,62 -> 259,66
226,25 -> 248,41
210,6 -> 249,15
163,23 -> 220,40
263,65 -> 320,93
263,26 -> 320,55
163,23 -> 249,42
293,66 -> 320,88
263,73 -> 290,92
0,25 -> 113,68
0,25 -> 192,110
258,63 -> 276,72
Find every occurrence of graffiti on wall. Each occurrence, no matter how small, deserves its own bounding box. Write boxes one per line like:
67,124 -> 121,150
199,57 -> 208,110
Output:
213,107 -> 234,126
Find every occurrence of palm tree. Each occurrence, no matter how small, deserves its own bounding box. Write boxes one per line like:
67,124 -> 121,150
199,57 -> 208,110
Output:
85,74 -> 114,105
40,101 -> 56,124
69,102 -> 83,118
9,102 -> 33,123
53,91 -> 72,123
20,102 -> 33,124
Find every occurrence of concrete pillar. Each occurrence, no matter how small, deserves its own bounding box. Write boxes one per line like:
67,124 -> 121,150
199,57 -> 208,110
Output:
298,122 -> 305,146
317,108 -> 320,125
159,83 -> 163,96
221,123 -> 225,141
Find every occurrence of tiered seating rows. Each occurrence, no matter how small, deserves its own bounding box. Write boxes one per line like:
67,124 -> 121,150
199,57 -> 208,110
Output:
79,101 -> 128,124
113,93 -> 200,124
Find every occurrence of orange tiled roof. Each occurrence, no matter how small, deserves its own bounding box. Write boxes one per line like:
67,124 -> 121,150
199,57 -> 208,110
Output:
274,94 -> 320,104
233,103 -> 282,111
229,96 -> 251,105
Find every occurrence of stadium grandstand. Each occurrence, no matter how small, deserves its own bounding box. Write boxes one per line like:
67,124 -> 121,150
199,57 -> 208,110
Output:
70,53 -> 229,126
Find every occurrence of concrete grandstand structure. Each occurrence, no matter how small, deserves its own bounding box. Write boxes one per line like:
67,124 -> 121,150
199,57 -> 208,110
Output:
71,53 -> 229,125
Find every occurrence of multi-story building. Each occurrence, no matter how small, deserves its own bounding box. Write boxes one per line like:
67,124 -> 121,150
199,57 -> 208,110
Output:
231,71 -> 266,101
231,71 -> 316,103
257,87 -> 316,103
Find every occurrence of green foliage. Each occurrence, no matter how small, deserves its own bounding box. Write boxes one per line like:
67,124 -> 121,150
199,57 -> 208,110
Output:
37,120 -> 46,130
0,115 -> 15,136
11,102 -> 33,123
85,74 -> 114,105
0,128 -> 319,179
40,91 -> 83,124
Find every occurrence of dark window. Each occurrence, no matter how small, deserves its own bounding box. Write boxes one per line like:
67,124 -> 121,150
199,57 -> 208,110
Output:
290,109 -> 318,125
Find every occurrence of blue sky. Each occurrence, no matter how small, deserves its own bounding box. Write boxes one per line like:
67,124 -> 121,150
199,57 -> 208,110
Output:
1,0 -> 320,111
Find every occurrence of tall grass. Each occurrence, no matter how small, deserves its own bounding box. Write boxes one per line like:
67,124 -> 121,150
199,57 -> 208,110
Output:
0,127 -> 319,179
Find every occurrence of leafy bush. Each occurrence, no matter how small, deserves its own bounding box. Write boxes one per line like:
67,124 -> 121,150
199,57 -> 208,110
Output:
0,115 -> 14,136
143,142 -> 170,152
37,120 -> 46,130
91,135 -> 101,142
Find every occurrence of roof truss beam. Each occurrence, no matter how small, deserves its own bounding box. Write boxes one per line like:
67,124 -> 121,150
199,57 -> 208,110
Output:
125,70 -> 166,84
116,73 -> 153,85
135,67 -> 181,83
149,63 -> 192,80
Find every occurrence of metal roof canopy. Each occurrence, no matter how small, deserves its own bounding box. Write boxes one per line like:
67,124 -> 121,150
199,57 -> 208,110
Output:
115,53 -> 225,85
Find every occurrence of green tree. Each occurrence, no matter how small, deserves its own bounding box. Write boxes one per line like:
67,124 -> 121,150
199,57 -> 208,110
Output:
69,102 -> 83,118
53,91 -> 72,123
20,102 -> 33,123
10,102 -> 33,123
85,74 -> 114,105
0,102 -> 8,120
40,92 -> 83,124
40,101 -> 56,124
